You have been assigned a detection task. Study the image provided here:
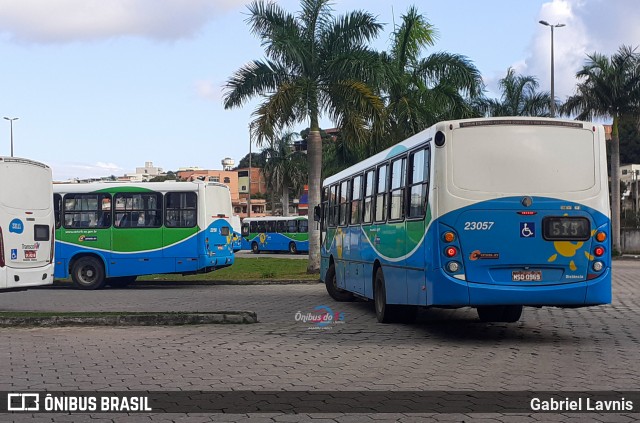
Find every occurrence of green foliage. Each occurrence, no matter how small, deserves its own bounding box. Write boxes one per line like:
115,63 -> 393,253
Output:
473,67 -> 552,117
149,171 -> 178,182
619,116 -> 640,165
236,152 -> 266,169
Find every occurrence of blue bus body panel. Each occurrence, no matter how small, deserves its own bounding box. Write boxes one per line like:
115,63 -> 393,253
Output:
322,196 -> 611,308
242,233 -> 309,253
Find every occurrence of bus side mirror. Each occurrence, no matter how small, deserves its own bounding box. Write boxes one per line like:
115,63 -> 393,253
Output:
313,205 -> 321,222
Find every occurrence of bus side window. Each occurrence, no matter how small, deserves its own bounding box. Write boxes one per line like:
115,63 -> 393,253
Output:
363,169 -> 374,224
389,156 -> 406,221
241,222 -> 250,236
408,148 -> 429,218
287,219 -> 298,233
165,192 -> 196,228
53,194 -> 62,229
374,164 -> 388,222
298,219 -> 308,233
339,180 -> 349,226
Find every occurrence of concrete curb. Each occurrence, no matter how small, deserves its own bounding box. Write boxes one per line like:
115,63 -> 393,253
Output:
0,311 -> 258,327
50,279 -> 320,288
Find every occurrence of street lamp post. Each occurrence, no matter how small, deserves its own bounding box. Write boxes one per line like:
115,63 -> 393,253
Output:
539,20 -> 565,118
3,117 -> 18,157
248,124 -> 252,218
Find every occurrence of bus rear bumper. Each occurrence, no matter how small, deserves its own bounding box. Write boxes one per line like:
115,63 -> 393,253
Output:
466,268 -> 611,306
1,265 -> 54,290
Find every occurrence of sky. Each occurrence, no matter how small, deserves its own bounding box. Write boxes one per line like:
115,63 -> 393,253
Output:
0,0 -> 638,181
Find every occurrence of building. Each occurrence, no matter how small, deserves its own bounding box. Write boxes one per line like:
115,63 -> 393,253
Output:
236,167 -> 268,218
622,164 -> 640,212
123,161 -> 164,182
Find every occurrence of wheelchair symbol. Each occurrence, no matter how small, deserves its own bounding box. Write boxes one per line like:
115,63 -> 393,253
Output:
520,222 -> 535,238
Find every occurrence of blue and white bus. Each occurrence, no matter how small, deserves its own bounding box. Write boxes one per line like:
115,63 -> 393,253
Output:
241,216 -> 309,254
318,118 -> 611,323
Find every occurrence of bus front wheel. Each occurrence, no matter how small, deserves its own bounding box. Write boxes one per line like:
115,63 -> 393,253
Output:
251,242 -> 260,254
477,305 -> 523,323
71,256 -> 106,290
374,268 -> 416,324
288,242 -> 297,254
325,264 -> 353,302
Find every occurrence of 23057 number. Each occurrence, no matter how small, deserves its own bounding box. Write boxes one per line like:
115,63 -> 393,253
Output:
464,221 -> 495,230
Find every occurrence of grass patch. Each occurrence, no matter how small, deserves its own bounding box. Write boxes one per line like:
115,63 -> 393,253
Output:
139,257 -> 318,282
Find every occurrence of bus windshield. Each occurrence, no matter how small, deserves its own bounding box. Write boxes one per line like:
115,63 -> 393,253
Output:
451,125 -> 597,194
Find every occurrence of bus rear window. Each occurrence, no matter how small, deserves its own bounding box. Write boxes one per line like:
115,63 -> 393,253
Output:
451,126 -> 597,193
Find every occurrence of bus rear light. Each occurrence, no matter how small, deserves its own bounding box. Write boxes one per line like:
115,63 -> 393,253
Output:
0,227 -> 4,267
444,246 -> 457,258
446,261 -> 460,273
594,246 -> 605,257
595,232 -> 607,242
592,261 -> 604,272
443,232 -> 455,243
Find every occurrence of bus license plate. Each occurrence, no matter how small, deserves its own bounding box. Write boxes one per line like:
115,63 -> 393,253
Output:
512,270 -> 542,282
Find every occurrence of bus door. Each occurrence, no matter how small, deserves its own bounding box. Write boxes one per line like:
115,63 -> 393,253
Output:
163,191 -> 200,273
111,192 -> 166,276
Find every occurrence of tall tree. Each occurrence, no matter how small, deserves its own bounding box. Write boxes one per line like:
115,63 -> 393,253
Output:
223,0 -> 384,272
261,132 -> 308,216
474,67 -> 552,117
375,6 -> 483,147
561,45 -> 640,253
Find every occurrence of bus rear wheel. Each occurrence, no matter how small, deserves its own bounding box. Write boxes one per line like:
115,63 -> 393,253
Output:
251,242 -> 260,254
477,305 -> 523,323
374,268 -> 417,324
107,276 -> 137,288
71,256 -> 106,290
288,242 -> 297,254
325,263 -> 353,302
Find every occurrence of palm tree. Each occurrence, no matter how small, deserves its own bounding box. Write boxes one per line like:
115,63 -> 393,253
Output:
375,6 -> 483,146
561,45 -> 640,253
474,67 -> 552,117
261,132 -> 308,216
223,0 -> 384,272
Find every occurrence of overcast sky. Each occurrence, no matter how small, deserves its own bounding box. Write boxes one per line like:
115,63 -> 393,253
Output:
0,0 -> 638,180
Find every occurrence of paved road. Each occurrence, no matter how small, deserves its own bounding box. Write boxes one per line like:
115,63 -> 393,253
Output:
1,261 -> 639,422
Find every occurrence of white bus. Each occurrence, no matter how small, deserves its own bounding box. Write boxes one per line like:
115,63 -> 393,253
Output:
318,118 -> 611,323
0,157 -> 55,291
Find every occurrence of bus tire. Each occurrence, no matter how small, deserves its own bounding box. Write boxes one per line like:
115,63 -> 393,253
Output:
374,268 -> 402,323
477,305 -> 523,323
325,264 -> 353,302
251,242 -> 260,254
107,276 -> 137,288
71,256 -> 106,290
288,242 -> 297,254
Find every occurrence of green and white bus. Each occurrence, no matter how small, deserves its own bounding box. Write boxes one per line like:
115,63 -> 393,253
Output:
241,216 -> 309,254
0,157 -> 55,291
53,181 -> 236,289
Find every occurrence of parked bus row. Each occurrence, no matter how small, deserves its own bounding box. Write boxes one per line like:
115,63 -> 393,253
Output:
0,118 -> 613,326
